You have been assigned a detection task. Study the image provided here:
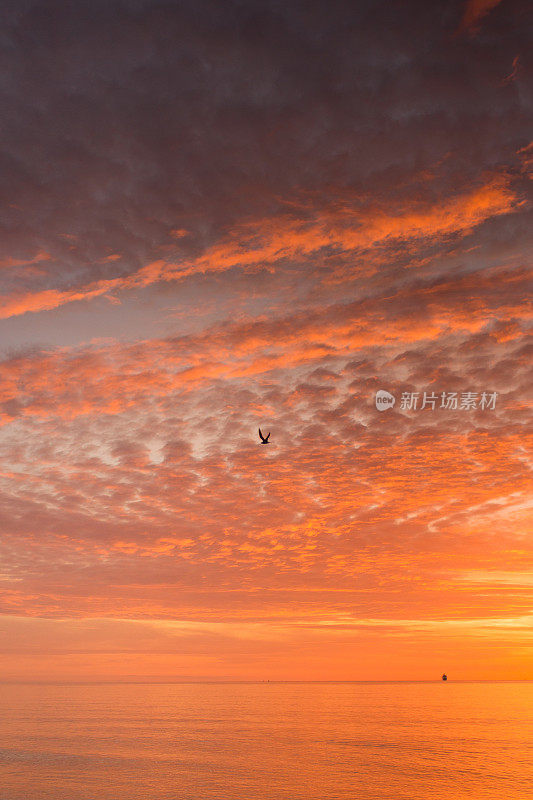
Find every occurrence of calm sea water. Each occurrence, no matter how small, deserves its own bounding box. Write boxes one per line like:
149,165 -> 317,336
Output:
0,681 -> 531,799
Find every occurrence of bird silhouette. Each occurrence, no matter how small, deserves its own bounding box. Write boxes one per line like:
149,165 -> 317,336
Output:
258,428 -> 270,444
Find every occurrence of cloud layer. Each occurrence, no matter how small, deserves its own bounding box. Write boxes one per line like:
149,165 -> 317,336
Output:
0,0 -> 531,680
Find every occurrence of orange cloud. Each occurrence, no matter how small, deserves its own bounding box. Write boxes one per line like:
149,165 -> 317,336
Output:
0,175 -> 519,321
0,260 -> 529,429
458,0 -> 505,34
0,250 -> 51,269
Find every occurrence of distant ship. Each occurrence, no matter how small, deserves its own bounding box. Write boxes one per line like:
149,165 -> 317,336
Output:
442,673 -> 448,681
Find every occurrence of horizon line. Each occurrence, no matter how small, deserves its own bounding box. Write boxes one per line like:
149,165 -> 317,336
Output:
1,679 -> 532,685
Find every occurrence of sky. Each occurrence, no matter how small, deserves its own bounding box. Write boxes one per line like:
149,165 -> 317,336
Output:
0,0 -> 531,682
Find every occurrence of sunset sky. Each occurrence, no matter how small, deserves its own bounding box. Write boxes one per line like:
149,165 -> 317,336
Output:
0,0 -> 531,682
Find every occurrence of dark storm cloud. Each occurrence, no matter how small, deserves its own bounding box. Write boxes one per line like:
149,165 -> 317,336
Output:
0,0 -> 530,297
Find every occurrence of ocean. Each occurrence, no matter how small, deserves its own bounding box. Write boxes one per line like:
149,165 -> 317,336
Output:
0,681 -> 531,799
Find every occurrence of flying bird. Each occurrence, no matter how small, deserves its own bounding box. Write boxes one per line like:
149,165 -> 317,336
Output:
258,428 -> 270,444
